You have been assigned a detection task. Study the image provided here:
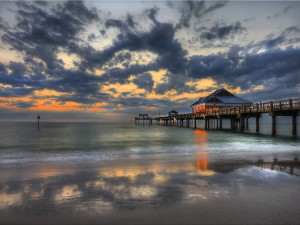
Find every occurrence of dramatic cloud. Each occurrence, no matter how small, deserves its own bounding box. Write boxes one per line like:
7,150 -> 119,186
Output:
0,1 -> 299,121
174,1 -> 227,30
132,72 -> 154,92
187,47 -> 300,93
200,22 -> 246,41
77,21 -> 187,74
2,1 -> 99,69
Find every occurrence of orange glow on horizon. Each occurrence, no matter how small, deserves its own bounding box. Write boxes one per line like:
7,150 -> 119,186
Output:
29,100 -> 84,111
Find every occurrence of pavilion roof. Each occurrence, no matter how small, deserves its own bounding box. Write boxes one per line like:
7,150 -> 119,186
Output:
190,88 -> 252,107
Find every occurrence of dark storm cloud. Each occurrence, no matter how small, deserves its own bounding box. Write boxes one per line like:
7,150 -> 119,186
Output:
8,62 -> 28,77
2,3 -> 188,102
105,19 -> 125,30
240,73 -> 300,102
0,87 -> 36,97
173,1 -> 227,30
12,101 -> 33,108
51,73 -> 101,95
105,13 -> 136,31
57,92 -> 110,104
200,22 -> 246,41
2,1 -> 99,69
0,61 -> 45,97
105,52 -> 132,68
109,95 -> 192,115
155,72 -> 193,95
146,7 -> 160,25
0,64 -> 110,102
132,72 -> 154,92
0,62 -> 7,73
78,20 -> 187,74
126,14 -> 135,28
187,46 -> 300,97
260,26 -> 300,49
102,63 -> 158,85
0,1 -> 115,104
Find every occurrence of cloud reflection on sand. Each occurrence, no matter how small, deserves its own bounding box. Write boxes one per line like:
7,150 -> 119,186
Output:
1,156 -> 300,224
0,157 -> 217,215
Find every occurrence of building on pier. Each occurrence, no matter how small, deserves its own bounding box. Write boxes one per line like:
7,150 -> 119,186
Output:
190,88 -> 252,113
168,110 -> 178,116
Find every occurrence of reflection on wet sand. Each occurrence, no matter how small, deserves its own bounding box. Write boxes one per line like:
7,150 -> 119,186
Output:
254,157 -> 300,176
194,129 -> 215,176
1,156 -> 300,224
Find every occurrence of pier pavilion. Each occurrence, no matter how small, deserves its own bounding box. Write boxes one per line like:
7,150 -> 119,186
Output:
190,88 -> 252,113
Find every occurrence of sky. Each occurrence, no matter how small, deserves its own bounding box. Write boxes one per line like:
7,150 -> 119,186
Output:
0,0 -> 299,122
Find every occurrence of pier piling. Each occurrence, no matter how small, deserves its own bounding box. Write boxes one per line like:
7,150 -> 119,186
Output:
292,114 -> 297,136
272,115 -> 276,136
256,116 -> 260,133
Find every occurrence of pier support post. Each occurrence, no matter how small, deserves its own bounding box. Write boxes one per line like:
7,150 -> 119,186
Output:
220,118 -> 223,130
246,118 -> 249,130
256,116 -> 260,133
272,115 -> 276,136
207,119 -> 210,129
186,119 -> 190,128
205,118 -> 208,130
240,117 -> 244,132
194,118 -> 197,128
292,114 -> 297,136
216,118 -> 219,130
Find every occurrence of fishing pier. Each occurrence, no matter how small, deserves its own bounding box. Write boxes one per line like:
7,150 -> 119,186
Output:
155,98 -> 300,137
134,114 -> 154,126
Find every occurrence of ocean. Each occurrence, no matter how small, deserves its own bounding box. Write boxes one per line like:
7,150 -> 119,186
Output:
0,121 -> 300,224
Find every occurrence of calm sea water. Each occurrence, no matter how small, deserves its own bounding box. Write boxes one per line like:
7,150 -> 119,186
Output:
0,121 -> 299,165
0,122 -> 300,224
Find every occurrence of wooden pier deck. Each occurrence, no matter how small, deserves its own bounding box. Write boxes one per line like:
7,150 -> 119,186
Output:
155,98 -> 300,136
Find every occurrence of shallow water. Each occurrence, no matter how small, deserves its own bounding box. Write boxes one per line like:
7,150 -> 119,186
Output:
0,122 -> 300,224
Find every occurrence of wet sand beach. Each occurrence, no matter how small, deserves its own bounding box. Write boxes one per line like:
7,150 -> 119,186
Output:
1,157 -> 300,224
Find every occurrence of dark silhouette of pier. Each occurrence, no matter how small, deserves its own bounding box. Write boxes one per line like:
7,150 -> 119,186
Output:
155,98 -> 300,137
134,114 -> 154,126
